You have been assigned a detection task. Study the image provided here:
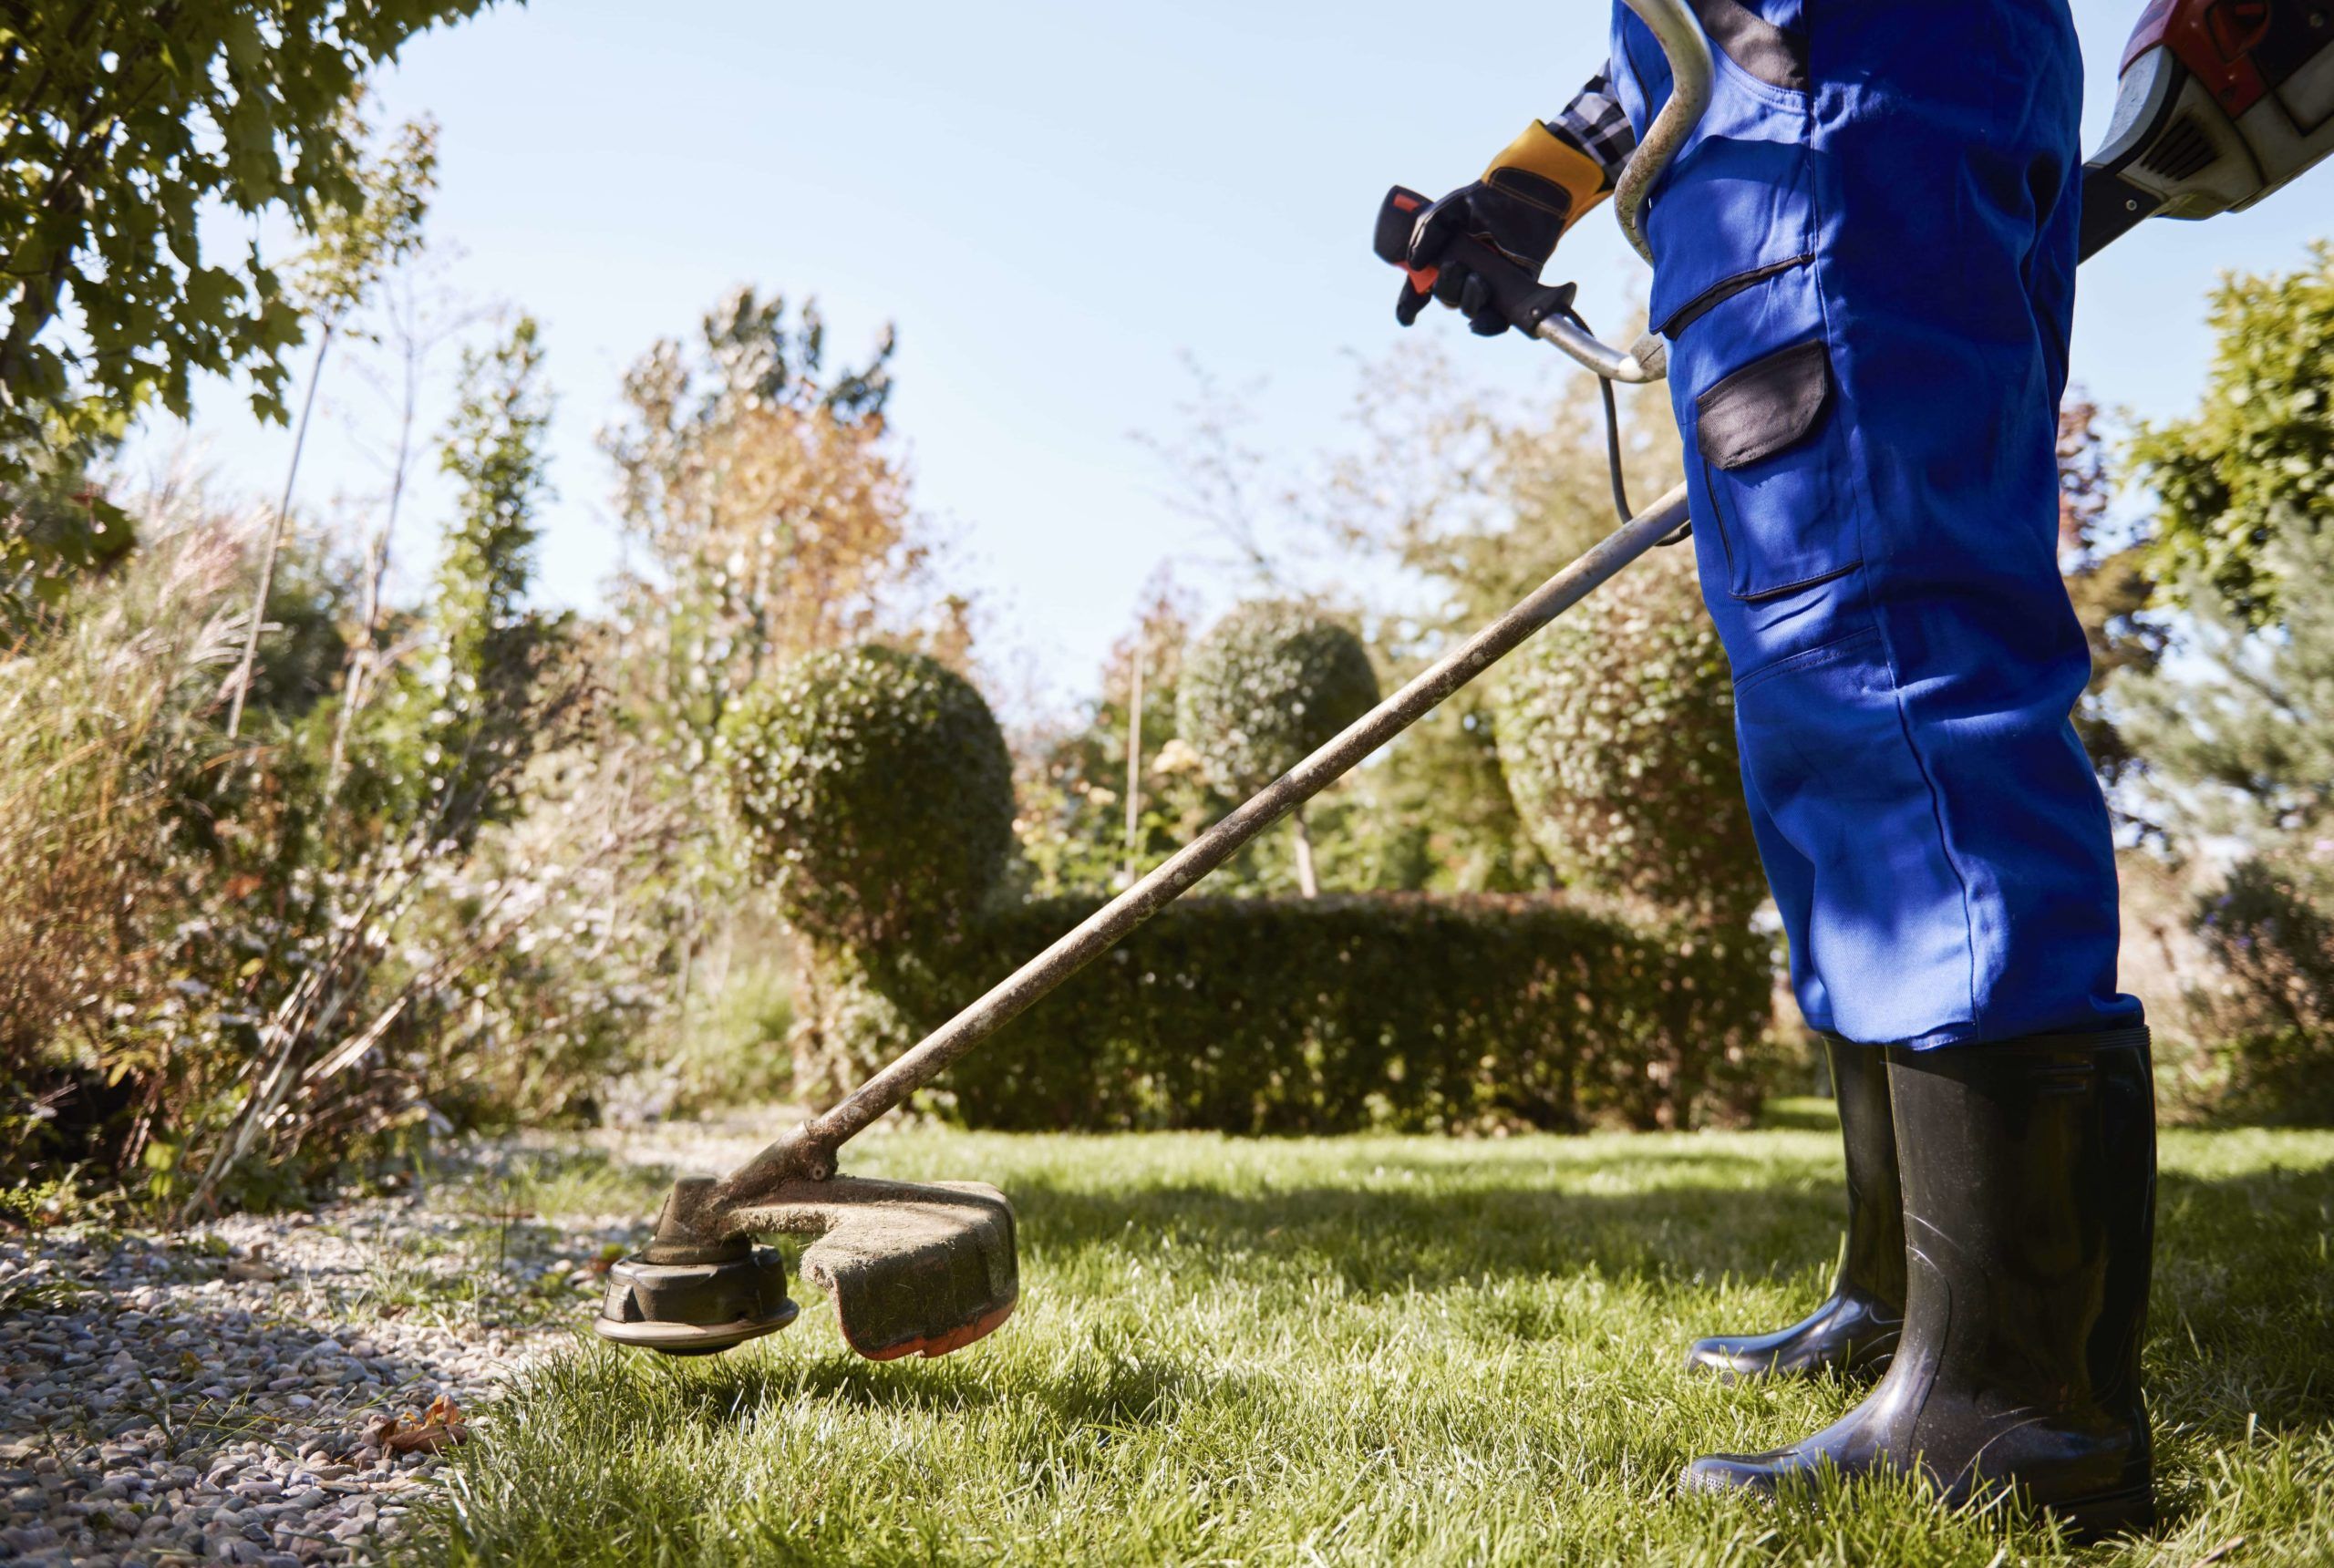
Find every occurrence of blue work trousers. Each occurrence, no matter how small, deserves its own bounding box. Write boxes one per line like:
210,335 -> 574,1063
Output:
1607,0 -> 2141,1046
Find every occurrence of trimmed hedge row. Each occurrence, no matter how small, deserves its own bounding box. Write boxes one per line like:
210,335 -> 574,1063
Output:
800,893 -> 1777,1133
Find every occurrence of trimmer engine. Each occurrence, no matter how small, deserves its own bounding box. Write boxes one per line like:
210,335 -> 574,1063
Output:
2081,0 -> 2334,257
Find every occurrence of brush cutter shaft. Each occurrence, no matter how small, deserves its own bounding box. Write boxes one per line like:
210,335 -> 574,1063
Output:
718,481 -> 1690,1192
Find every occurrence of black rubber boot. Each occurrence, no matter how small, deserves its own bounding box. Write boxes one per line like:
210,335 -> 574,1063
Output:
1686,1037 -> 1905,1380
1682,1026 -> 2156,1542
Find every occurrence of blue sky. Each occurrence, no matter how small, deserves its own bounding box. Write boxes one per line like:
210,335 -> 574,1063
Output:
143,0 -> 2330,717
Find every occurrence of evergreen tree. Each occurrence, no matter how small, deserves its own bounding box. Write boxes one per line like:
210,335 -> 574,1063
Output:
2115,521 -> 2334,871
2111,246 -> 2334,1121
419,315 -> 563,843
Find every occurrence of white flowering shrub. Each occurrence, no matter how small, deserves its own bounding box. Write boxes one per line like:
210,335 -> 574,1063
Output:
1491,546 -> 1766,929
720,645 -> 1015,947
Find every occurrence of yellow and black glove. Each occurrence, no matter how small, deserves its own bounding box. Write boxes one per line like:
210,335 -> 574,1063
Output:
1398,121 -> 1613,335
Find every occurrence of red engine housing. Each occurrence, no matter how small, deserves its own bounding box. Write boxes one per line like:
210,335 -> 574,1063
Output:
2122,0 -> 2277,115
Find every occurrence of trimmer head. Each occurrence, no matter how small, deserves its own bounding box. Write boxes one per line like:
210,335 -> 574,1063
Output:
594,1175 -> 1018,1361
594,1235 -> 800,1356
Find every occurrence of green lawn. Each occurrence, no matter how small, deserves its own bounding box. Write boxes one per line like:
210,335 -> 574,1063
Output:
416,1112 -> 2334,1565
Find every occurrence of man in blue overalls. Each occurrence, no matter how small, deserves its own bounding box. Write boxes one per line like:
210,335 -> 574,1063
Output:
1395,0 -> 2156,1537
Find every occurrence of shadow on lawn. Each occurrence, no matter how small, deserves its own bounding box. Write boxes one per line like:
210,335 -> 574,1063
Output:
638,1336 -> 1230,1435
1003,1146 -> 1861,1295
473,1136 -> 2334,1568
988,1145 -> 2334,1442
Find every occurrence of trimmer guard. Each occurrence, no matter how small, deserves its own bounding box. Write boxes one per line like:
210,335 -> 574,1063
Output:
595,1176 -> 1018,1361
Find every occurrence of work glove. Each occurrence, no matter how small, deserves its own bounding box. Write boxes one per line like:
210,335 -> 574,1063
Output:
1399,121 -> 1610,335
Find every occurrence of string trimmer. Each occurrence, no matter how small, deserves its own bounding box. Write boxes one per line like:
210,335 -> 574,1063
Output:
594,0 -> 2334,1361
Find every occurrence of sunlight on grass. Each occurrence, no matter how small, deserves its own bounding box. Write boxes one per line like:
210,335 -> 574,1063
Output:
301,1149 -> 676,1335
412,1126 -> 2334,1565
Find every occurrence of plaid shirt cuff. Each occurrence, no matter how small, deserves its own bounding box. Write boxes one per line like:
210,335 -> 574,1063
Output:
1547,68 -> 1636,189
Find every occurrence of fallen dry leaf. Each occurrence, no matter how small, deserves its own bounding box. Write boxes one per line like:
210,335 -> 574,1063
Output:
373,1393 -> 469,1454
226,1242 -> 280,1283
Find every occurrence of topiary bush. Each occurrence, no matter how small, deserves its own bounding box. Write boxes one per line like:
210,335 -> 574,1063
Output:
733,631 -> 1786,1125
721,645 -> 1015,948
1177,600 -> 1379,895
1491,545 -> 1765,929
1176,600 -> 1379,793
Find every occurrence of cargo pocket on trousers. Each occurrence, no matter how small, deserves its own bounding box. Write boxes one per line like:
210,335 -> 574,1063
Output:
1695,336 -> 1859,602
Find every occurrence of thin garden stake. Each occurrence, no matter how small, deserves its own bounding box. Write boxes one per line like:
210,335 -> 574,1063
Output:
1123,636 -> 1143,888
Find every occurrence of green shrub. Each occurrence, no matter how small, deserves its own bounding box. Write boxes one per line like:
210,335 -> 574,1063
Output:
2,471 -> 687,1209
721,645 -> 1015,947
1175,601 -> 1379,793
788,936 -> 926,1108
831,894 -> 1775,1133
2180,860 -> 2334,1125
2126,240 -> 2334,630
1176,601 -> 1379,897
1491,545 -> 1764,928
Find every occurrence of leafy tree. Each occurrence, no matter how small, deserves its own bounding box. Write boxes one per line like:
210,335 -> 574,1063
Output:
2113,474 -> 2334,1124
181,318 -> 577,1213
2127,242 -> 2334,630
598,289 -> 958,1069
225,110 -> 439,737
1175,600 -> 1379,897
604,287 -> 919,758
326,314 -> 564,851
1350,695 -> 1547,894
1014,577 -> 1204,897
2057,396 -> 2164,789
1016,583 -> 1406,902
2112,249 -> 2334,861
0,2 -> 500,497
1318,341 -> 1680,893
1,458 -> 132,638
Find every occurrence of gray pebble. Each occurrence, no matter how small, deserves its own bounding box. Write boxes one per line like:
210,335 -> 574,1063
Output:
0,1156 -> 643,1567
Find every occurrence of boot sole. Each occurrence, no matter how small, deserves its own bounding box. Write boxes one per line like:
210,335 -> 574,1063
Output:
1682,1464 -> 2155,1542
2039,1481 -> 2154,1543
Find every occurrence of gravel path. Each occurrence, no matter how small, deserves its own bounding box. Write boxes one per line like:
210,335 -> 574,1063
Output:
0,1175 -> 653,1566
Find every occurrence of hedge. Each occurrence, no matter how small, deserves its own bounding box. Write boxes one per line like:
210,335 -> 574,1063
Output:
804,893 -> 1778,1134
